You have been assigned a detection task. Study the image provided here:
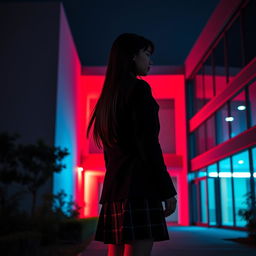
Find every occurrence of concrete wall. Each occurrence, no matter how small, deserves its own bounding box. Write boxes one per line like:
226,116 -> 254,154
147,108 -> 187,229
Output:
0,2 -> 79,212
53,4 -> 82,201
0,2 -> 60,145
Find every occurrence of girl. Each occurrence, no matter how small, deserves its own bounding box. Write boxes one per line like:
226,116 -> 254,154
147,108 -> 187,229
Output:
86,33 -> 177,256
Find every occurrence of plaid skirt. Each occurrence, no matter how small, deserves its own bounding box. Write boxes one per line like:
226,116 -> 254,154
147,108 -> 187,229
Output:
94,198 -> 169,244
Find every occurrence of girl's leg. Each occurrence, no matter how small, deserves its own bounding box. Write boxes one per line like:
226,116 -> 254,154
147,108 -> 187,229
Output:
107,244 -> 125,256
123,239 -> 154,256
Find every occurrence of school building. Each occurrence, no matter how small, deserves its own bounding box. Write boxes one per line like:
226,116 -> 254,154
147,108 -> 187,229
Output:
0,0 -> 255,228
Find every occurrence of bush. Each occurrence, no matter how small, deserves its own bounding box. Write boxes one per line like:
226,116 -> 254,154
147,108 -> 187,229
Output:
238,192 -> 256,239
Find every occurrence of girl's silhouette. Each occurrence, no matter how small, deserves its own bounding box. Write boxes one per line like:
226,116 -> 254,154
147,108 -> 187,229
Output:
87,33 -> 177,256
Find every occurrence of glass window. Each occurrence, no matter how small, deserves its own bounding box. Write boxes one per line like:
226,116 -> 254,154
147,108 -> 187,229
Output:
195,123 -> 206,156
203,54 -> 215,103
213,37 -> 227,95
232,150 -> 250,227
207,163 -> 218,225
189,133 -> 196,159
216,103 -> 230,144
199,179 -> 207,223
194,67 -> 205,113
248,81 -> 256,127
191,179 -> 198,223
252,147 -> 256,200
219,157 -> 234,226
188,171 -> 197,182
208,163 -> 218,178
230,90 -> 247,138
206,115 -> 216,151
186,79 -> 195,119
243,0 -> 256,66
197,168 -> 207,178
226,17 -> 243,82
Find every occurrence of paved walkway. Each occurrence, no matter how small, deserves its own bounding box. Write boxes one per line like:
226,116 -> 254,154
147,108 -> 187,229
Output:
81,225 -> 255,256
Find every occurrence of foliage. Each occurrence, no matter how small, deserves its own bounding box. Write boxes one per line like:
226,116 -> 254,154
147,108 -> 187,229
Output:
17,139 -> 69,215
0,132 -> 91,255
0,132 -> 71,235
238,191 -> 256,238
38,190 -> 82,220
0,132 -> 20,184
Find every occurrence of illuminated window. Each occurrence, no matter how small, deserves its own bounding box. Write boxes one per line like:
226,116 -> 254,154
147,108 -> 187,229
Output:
230,90 -> 247,138
216,103 -> 229,144
248,82 -> 256,127
207,163 -> 218,225
232,150 -> 250,227
219,157 -> 234,226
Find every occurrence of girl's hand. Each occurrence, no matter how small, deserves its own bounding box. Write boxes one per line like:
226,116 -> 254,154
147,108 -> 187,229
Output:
163,197 -> 177,217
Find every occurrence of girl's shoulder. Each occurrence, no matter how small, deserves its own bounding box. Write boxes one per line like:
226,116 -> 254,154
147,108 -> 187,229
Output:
119,77 -> 153,108
132,78 -> 152,99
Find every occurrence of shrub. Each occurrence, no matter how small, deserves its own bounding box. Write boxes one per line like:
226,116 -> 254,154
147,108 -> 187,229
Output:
238,191 -> 256,239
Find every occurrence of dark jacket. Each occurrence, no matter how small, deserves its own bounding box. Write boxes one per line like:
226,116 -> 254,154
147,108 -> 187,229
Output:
99,76 -> 177,204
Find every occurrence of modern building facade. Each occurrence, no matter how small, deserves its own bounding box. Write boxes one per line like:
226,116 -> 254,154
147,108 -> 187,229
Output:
185,0 -> 256,228
0,0 -> 255,229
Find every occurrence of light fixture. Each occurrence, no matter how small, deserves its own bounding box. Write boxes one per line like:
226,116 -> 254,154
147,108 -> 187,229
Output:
208,171 -> 254,178
77,167 -> 84,172
225,116 -> 234,122
237,105 -> 246,111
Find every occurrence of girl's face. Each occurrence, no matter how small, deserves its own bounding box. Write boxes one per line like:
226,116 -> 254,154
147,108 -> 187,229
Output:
132,46 -> 153,76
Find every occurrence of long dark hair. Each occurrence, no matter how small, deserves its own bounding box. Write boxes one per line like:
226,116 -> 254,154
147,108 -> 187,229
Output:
86,33 -> 155,149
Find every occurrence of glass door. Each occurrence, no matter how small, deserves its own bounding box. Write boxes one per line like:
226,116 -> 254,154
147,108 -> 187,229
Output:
193,176 -> 208,225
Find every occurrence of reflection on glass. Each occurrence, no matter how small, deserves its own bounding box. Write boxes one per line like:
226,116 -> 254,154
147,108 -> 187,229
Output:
249,82 -> 256,127
213,37 -> 227,95
206,115 -> 216,151
204,54 -> 215,104
191,181 -> 198,223
226,17 -> 243,82
219,157 -> 234,226
243,0 -> 256,65
189,133 -> 196,159
200,179 -> 207,223
252,147 -> 256,201
187,79 -> 195,119
194,68 -> 204,114
197,168 -> 207,178
232,150 -> 250,227
207,164 -> 217,225
216,103 -> 229,144
195,123 -> 206,156
230,90 -> 247,138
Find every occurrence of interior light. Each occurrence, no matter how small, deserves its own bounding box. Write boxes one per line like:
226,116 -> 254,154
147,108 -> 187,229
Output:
233,172 -> 251,178
219,172 -> 232,177
208,171 -> 252,178
77,167 -> 84,172
208,172 -> 218,177
238,160 -> 244,164
225,116 -> 234,122
237,105 -> 246,110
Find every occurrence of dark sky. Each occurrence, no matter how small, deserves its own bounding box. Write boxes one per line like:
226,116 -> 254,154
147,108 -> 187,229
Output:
3,0 -> 221,66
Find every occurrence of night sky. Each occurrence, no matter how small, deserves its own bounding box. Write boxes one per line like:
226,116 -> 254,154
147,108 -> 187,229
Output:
2,0 -> 220,66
